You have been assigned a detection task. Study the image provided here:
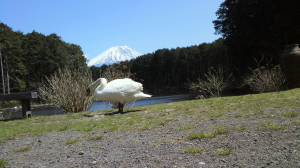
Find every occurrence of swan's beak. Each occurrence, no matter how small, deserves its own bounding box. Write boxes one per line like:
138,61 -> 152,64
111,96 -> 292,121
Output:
86,87 -> 91,96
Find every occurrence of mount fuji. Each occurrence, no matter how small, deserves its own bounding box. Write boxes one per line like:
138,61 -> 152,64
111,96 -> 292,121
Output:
87,46 -> 142,67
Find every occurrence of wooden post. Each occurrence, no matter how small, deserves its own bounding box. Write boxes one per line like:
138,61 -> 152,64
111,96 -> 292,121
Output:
0,92 -> 37,119
21,99 -> 32,118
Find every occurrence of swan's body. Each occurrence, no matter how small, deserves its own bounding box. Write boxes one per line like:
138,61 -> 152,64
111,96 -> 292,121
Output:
86,78 -> 151,113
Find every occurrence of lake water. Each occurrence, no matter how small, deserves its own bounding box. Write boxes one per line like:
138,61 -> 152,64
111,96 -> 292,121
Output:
87,94 -> 197,111
1,94 -> 196,119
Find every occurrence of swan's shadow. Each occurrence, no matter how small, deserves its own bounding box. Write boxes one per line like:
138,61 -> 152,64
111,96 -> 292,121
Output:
84,110 -> 141,117
106,110 -> 141,116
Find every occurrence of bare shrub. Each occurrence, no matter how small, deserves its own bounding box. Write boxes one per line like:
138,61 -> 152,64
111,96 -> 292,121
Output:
241,57 -> 285,93
186,68 -> 232,98
100,62 -> 135,81
39,68 -> 93,113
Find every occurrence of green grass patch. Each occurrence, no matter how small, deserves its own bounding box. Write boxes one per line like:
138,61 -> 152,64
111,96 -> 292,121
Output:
72,121 -> 96,131
267,124 -> 286,130
107,125 -> 119,131
92,148 -> 101,152
205,113 -> 223,118
0,158 -> 7,167
153,144 -> 159,147
281,111 -> 299,118
187,131 -> 217,139
262,115 -> 272,118
211,126 -> 229,134
65,138 -> 79,144
258,121 -> 286,130
215,128 -> 229,134
123,126 -> 136,130
87,135 -> 103,141
56,122 -> 71,131
187,126 -> 230,139
0,158 -> 7,168
13,146 -> 31,152
215,148 -> 232,156
234,125 -> 248,131
292,120 -> 300,125
174,125 -> 195,131
184,147 -> 203,154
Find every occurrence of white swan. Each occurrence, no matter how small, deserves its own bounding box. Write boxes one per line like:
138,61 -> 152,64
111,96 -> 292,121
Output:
86,78 -> 151,113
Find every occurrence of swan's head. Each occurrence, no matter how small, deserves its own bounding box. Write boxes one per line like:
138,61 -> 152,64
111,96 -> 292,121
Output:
86,87 -> 91,96
86,78 -> 107,96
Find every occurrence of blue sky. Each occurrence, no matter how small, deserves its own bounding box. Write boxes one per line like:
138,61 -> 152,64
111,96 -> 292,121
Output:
1,0 -> 223,60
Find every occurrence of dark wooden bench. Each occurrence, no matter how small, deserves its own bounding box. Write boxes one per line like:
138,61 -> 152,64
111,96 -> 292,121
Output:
0,92 -> 38,118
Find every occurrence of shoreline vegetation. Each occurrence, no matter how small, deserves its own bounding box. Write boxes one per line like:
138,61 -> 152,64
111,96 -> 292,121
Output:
0,88 -> 299,167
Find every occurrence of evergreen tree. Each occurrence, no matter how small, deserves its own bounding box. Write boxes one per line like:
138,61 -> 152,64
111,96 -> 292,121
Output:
0,22 -> 88,92
0,22 -> 27,92
213,0 -> 300,77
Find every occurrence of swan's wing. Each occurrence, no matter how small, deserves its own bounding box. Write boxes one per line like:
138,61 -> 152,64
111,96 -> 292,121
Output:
106,78 -> 142,96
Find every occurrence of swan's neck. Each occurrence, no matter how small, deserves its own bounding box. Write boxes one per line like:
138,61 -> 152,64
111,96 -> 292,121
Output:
95,78 -> 107,94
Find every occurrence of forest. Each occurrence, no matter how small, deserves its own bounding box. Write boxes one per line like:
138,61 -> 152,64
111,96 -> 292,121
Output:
0,22 -> 87,93
1,0 -> 300,96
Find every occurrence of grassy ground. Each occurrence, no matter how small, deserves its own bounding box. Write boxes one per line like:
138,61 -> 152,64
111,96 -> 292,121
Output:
0,88 -> 299,167
0,88 -> 299,141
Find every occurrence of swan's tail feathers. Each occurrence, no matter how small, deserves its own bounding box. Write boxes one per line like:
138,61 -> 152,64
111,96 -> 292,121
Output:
135,92 -> 152,98
141,93 -> 152,98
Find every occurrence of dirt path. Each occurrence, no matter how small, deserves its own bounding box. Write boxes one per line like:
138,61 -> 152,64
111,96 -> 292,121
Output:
1,107 -> 300,167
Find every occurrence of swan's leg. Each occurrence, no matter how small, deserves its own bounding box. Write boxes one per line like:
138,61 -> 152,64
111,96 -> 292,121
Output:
118,103 -> 124,113
121,104 -> 124,113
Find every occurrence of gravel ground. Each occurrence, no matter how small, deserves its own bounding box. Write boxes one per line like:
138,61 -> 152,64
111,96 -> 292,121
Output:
1,107 -> 300,168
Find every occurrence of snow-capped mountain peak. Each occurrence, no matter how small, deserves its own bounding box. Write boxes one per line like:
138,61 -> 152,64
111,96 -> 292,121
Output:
87,46 -> 142,67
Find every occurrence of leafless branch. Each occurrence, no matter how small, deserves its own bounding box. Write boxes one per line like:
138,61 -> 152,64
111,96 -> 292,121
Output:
38,68 -> 94,113
240,57 -> 285,93
186,68 -> 232,98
